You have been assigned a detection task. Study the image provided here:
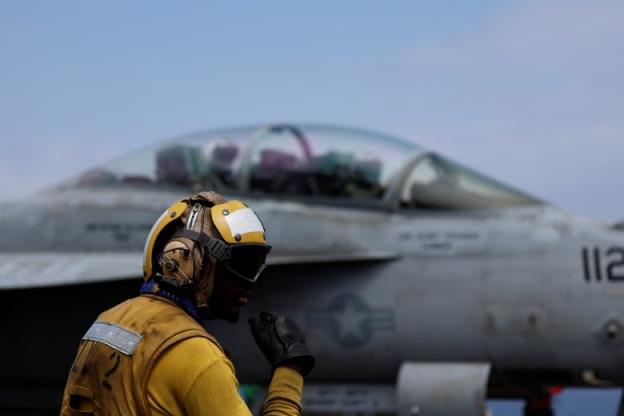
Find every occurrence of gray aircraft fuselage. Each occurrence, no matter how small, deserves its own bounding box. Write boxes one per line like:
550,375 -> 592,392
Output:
3,189 -> 624,385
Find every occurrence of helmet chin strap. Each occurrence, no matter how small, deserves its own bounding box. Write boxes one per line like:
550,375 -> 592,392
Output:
193,256 -> 216,312
182,195 -> 225,312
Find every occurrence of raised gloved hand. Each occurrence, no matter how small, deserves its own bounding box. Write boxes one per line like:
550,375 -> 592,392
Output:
249,312 -> 315,376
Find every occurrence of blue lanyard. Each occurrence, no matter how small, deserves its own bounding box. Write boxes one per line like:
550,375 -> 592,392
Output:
139,279 -> 202,323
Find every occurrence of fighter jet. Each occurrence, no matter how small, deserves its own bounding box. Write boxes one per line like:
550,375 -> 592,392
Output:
1,123 -> 623,415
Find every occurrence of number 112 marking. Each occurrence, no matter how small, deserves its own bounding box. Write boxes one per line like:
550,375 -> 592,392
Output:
582,246 -> 624,282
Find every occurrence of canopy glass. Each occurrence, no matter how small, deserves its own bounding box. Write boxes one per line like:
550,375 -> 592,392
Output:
63,123 -> 540,208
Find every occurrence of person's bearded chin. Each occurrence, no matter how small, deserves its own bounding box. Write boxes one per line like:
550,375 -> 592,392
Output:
206,268 -> 252,323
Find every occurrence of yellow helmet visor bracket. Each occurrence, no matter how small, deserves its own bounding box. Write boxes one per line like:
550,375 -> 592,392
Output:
211,200 -> 271,284
211,200 -> 267,244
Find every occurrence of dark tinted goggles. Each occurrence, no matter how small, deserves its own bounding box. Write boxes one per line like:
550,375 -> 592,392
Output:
221,244 -> 271,284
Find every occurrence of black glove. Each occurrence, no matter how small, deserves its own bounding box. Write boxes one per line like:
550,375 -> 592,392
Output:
248,312 -> 315,376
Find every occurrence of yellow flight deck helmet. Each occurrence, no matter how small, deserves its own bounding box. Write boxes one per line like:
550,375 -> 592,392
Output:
142,191 -> 271,307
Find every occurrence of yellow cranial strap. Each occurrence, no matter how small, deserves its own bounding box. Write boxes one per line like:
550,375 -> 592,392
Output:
143,200 -> 189,279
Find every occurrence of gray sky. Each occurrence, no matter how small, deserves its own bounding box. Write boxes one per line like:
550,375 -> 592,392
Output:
1,1 -> 623,221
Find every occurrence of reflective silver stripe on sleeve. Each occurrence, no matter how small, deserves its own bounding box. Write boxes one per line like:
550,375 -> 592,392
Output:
82,321 -> 143,355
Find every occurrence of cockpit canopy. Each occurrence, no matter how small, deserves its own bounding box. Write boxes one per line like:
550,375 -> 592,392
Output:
63,123 -> 541,209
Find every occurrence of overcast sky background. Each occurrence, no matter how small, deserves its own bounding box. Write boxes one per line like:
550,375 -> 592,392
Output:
1,2 -> 623,413
2,1 -> 624,221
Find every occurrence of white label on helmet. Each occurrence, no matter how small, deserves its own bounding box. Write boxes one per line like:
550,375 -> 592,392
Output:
225,208 -> 265,235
